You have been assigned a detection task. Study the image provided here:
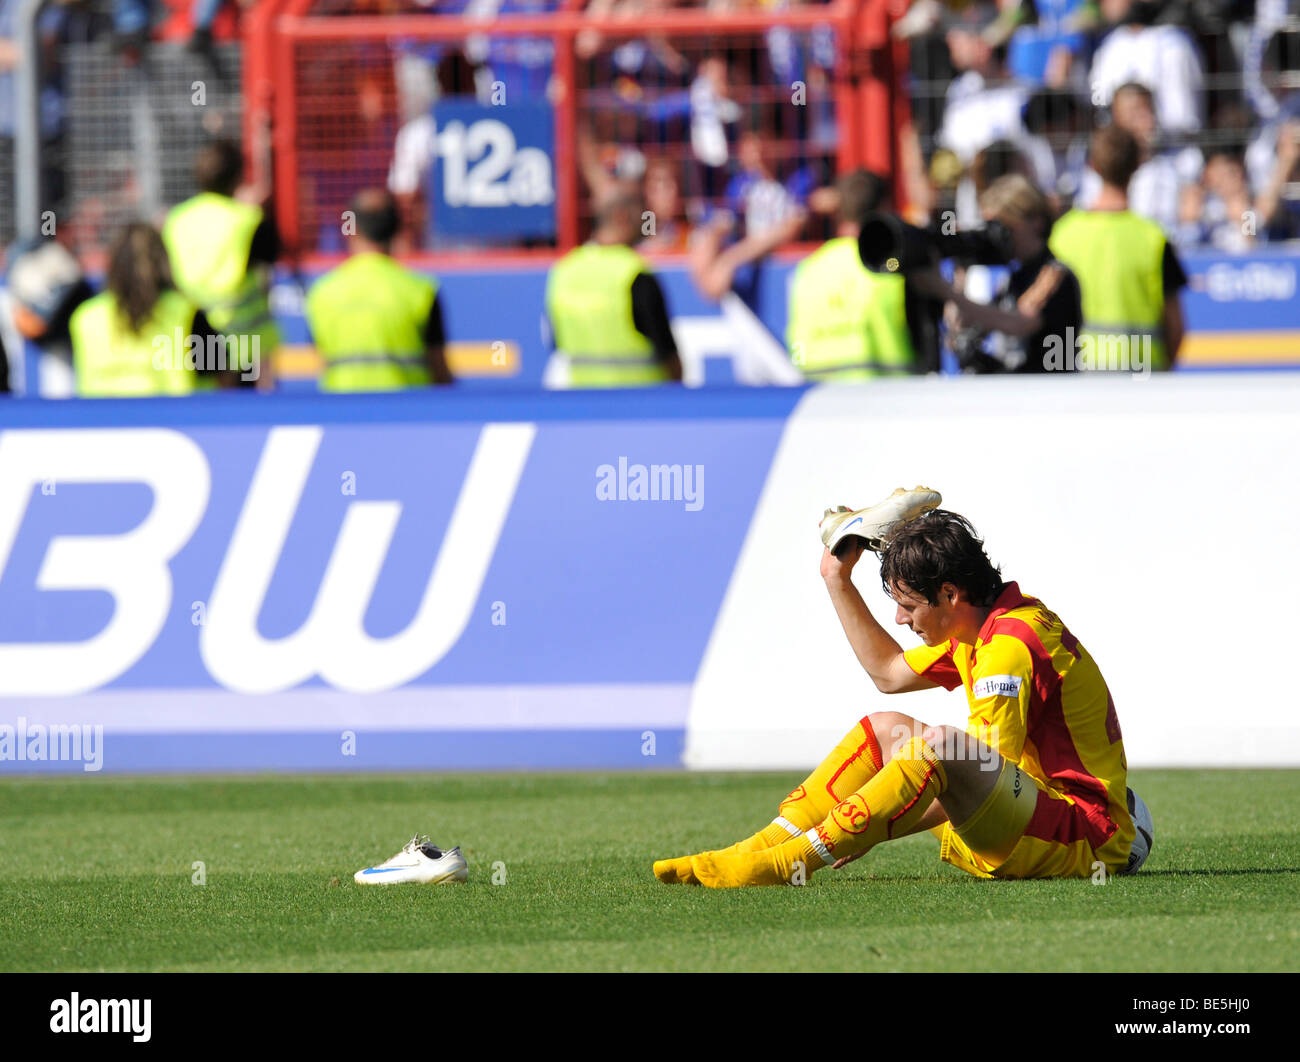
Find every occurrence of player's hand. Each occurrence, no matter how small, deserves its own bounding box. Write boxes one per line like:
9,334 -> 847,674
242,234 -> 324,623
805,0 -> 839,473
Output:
820,540 -> 864,582
832,851 -> 866,870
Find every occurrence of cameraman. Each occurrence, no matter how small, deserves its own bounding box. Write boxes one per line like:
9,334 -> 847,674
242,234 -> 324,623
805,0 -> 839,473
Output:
915,175 -> 1083,373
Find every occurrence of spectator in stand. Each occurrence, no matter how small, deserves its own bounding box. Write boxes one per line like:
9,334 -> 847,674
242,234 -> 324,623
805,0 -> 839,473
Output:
486,0 -> 560,103
1006,0 -> 1092,88
4,235 -> 94,393
688,55 -> 742,199
0,0 -> 23,247
638,157 -> 693,254
1245,26 -> 1300,241
110,0 -> 152,63
386,7 -> 486,250
185,0 -> 244,62
576,125 -> 649,226
937,4 -> 1033,226
1020,88 -> 1092,209
1076,82 -> 1203,242
600,50 -> 740,203
1242,0 -> 1293,124
1049,125 -> 1187,371
726,129 -> 810,244
1183,148 -> 1258,252
1256,119 -> 1300,242
577,0 -> 689,79
1088,0 -> 1205,135
688,128 -> 808,307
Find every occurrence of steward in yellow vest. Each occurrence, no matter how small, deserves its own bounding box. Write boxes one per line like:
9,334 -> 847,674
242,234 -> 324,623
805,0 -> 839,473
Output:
546,190 -> 683,388
786,170 -> 918,380
69,222 -> 212,397
162,140 -> 280,387
305,188 -> 452,392
1048,126 -> 1186,372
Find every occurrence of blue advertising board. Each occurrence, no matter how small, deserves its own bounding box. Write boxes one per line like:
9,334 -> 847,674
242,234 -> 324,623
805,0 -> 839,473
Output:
0,389 -> 802,772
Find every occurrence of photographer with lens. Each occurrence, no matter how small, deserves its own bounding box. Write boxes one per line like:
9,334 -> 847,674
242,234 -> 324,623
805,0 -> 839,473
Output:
857,175 -> 1082,374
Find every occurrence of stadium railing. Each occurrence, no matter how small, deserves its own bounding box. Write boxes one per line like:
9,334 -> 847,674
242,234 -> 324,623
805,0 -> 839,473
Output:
249,0 -> 907,263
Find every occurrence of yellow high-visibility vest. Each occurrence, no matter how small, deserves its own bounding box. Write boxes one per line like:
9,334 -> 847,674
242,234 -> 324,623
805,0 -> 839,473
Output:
163,192 -> 279,362
786,237 -> 915,380
546,244 -> 669,388
69,289 -> 201,397
306,252 -> 438,392
1049,209 -> 1169,371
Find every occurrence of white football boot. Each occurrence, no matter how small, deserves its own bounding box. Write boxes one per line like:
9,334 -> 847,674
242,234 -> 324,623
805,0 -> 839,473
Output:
354,835 -> 468,885
819,486 -> 943,555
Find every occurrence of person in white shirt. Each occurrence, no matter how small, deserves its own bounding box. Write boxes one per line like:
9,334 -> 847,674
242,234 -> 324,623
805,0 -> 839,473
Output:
1088,0 -> 1205,134
937,5 -> 1032,229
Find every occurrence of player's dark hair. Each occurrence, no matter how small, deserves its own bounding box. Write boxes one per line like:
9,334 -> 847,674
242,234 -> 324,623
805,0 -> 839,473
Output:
880,510 -> 1003,609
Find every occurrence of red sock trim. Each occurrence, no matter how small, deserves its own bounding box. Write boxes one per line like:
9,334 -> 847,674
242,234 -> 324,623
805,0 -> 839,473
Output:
824,721 -> 885,802
888,762 -> 937,839
860,719 -> 885,773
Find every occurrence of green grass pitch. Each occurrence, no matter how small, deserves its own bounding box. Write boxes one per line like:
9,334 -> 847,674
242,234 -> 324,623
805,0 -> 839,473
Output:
2,769 -> 1298,972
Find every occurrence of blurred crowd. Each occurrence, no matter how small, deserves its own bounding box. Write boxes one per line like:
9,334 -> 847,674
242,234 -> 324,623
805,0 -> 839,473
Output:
564,0 -> 1300,266
900,0 -> 1300,250
7,0 -> 1297,257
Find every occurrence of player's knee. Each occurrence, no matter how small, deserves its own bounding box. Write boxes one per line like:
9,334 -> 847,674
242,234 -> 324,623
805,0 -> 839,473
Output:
921,724 -> 962,761
868,712 -> 924,763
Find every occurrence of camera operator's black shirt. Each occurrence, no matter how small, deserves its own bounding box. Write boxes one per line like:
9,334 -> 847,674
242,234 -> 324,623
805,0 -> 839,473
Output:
1000,248 -> 1083,373
902,284 -> 942,374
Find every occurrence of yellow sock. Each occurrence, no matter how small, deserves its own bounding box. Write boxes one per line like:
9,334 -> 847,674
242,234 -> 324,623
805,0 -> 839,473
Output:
692,834 -> 821,887
695,738 -> 948,887
732,717 -> 885,852
803,736 -> 948,869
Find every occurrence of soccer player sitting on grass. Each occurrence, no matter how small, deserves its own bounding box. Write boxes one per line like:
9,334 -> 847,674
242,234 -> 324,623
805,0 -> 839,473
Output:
654,488 -> 1153,888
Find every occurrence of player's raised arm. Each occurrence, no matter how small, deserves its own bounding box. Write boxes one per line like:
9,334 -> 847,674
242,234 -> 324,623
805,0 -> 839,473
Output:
820,540 -> 937,694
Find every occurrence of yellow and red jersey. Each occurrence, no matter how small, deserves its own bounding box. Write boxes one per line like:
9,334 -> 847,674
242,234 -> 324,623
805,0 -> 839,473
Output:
903,582 -> 1135,872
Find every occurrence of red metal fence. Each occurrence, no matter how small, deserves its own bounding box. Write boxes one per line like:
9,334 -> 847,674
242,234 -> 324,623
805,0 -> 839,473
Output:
243,0 -> 908,263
